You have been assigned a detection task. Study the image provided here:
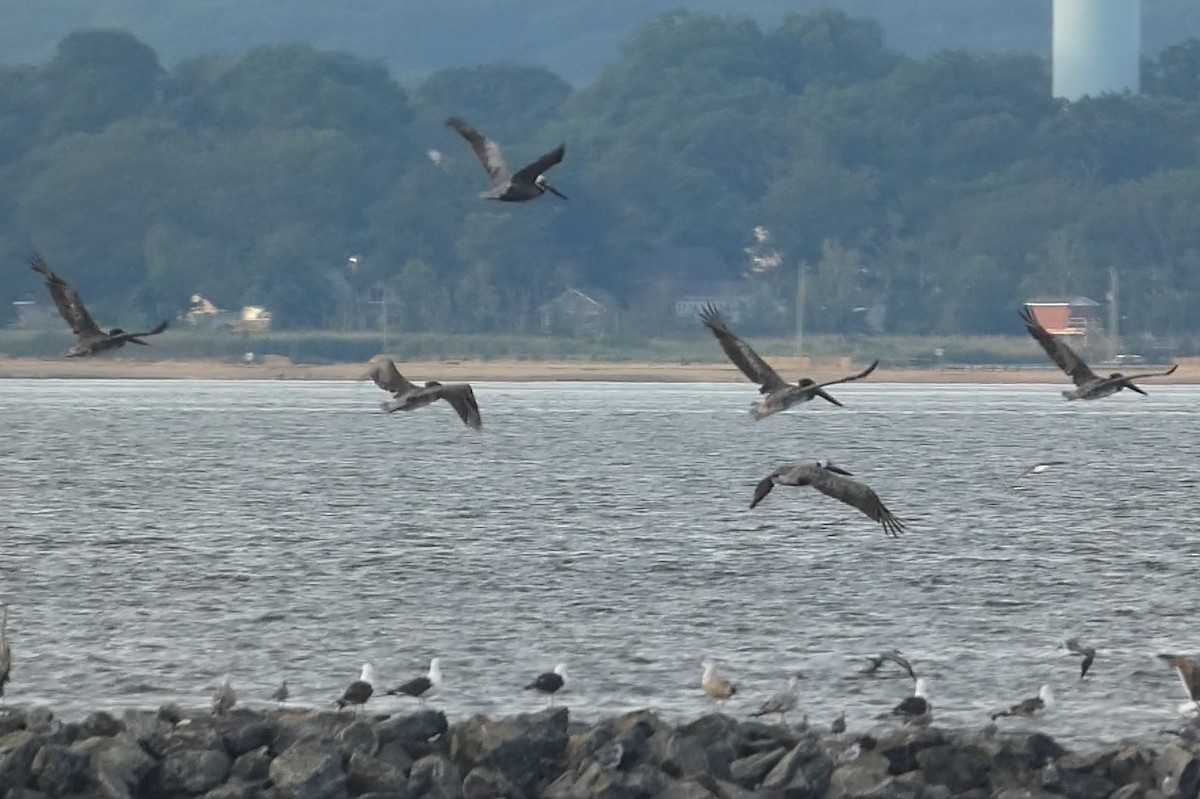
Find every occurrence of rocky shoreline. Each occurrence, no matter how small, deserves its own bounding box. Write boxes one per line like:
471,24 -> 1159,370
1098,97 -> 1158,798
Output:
0,703 -> 1195,799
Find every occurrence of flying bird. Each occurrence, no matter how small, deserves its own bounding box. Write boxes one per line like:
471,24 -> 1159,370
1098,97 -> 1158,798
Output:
0,604 -> 10,702
270,680 -> 289,706
524,663 -> 568,706
30,253 -> 169,357
991,685 -> 1054,720
701,660 -> 737,701
1158,654 -> 1200,715
749,674 -> 801,723
337,663 -> 375,713
1011,461 -> 1070,488
700,303 -> 877,420
446,117 -> 567,202
211,675 -> 237,716
1063,639 -> 1096,680
363,356 -> 482,430
751,461 -> 906,537
861,650 -> 917,680
1020,307 -> 1177,400
386,658 -> 442,704
889,678 -> 931,725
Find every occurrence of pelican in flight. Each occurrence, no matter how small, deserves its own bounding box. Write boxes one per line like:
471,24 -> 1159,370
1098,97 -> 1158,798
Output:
446,117 -> 567,202
1063,639 -> 1096,680
1158,654 -> 1200,715
1020,307 -> 1176,400
750,674 -> 801,723
861,650 -> 917,680
751,461 -> 906,537
31,253 -> 169,357
363,356 -> 482,430
0,605 -> 10,702
991,685 -> 1054,720
700,304 -> 877,420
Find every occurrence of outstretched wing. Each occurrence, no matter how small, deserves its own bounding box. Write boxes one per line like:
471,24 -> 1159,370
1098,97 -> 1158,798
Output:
1124,363 -> 1179,381
437,383 -> 482,430
446,117 -> 511,185
1020,307 -> 1098,386
816,360 -> 879,390
1159,654 -> 1200,702
512,144 -> 565,185
699,303 -> 787,393
363,357 -> 416,395
29,253 -> 103,340
112,320 -> 170,343
808,467 -> 906,537
880,651 -> 917,679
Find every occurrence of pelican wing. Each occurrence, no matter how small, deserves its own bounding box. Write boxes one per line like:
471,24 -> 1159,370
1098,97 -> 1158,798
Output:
446,117 -> 511,185
808,466 -> 906,537
1020,307 -> 1098,386
1063,638 -> 1095,658
512,143 -> 565,185
436,383 -> 483,430
364,357 -> 416,395
111,320 -> 170,343
1124,363 -> 1179,381
699,303 -> 788,393
815,360 -> 880,390
30,253 -> 104,340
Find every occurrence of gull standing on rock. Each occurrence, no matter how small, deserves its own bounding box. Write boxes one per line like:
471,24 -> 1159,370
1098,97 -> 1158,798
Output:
211,675 -> 237,716
270,680 -> 289,706
337,663 -> 375,714
525,664 -> 568,706
888,678 -> 932,725
701,660 -> 737,702
387,658 -> 442,705
749,674 -> 800,723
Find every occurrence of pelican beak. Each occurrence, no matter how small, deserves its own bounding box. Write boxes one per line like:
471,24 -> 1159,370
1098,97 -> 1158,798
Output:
544,183 -> 568,200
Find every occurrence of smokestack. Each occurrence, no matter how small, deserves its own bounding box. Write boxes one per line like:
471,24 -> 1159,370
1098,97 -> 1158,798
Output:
1052,0 -> 1141,101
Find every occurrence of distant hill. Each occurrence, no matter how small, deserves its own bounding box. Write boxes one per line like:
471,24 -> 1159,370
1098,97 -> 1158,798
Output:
3,0 -> 1198,84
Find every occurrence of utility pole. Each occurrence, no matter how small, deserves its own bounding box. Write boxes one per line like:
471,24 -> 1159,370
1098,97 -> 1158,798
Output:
795,261 -> 808,357
1107,267 -> 1119,360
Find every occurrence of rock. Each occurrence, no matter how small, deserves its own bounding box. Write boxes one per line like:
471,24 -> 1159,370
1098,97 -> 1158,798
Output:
144,721 -> 226,760
1154,745 -> 1200,799
231,745 -> 272,782
0,709 -> 26,737
1043,767 -> 1116,799
269,738 -> 347,799
1109,745 -> 1156,788
82,711 -> 124,738
728,746 -> 787,788
461,765 -> 522,799
543,760 -> 666,799
993,789 -> 1057,799
30,743 -> 90,795
376,739 -> 415,774
23,708 -> 55,734
915,744 -> 991,794
658,733 -> 716,780
202,781 -> 269,799
656,777 -> 719,799
157,748 -> 233,795
875,728 -> 946,776
826,753 -> 893,799
760,738 -> 833,798
272,712 -> 345,757
408,754 -> 462,799
75,735 -> 157,799
223,720 -> 276,758
711,778 -> 763,799
1007,733 -> 1066,770
347,751 -> 410,797
0,731 -> 41,793
376,710 -> 448,745
1110,785 -> 1147,799
336,719 -> 379,757
605,709 -> 673,740
448,708 -> 568,795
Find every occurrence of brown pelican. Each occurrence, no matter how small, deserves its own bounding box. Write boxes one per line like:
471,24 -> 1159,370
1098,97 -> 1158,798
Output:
1020,307 -> 1177,400
30,253 -> 169,357
363,357 -> 482,430
751,461 -> 906,537
889,678 -> 931,725
1158,654 -> 1200,715
991,685 -> 1054,720
1063,639 -> 1096,679
337,663 -> 375,713
446,117 -> 567,202
270,680 -> 289,706
386,658 -> 442,704
700,304 -> 877,420
524,663 -> 567,706
211,675 -> 237,716
861,650 -> 917,680
750,674 -> 800,723
701,660 -> 737,701
0,604 -> 10,702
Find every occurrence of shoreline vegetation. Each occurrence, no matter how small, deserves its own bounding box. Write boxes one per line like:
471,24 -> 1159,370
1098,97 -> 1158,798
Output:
0,355 -> 1198,384
0,703 -> 1195,798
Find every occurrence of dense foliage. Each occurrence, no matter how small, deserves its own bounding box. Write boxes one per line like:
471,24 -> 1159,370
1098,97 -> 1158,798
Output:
2,11 -> 1200,347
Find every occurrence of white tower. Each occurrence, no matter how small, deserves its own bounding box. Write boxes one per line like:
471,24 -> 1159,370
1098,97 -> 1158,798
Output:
1052,0 -> 1141,101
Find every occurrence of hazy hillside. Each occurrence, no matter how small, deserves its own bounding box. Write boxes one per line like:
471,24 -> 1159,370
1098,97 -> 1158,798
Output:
3,0 -> 1199,84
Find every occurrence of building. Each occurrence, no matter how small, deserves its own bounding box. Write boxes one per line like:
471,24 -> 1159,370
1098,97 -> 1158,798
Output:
538,288 -> 614,338
1024,297 -> 1103,337
1052,0 -> 1140,100
672,281 -> 753,322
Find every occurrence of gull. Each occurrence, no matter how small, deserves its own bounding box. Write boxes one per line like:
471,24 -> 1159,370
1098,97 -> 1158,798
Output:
991,685 -> 1054,720
1158,654 -> 1200,715
700,303 -> 877,420
1021,307 -> 1177,400
749,674 -> 800,723
889,678 -> 931,725
363,356 -> 482,430
1063,639 -> 1096,679
860,650 -> 917,680
446,117 -> 567,202
30,253 -> 169,357
750,461 -> 906,537
701,660 -> 737,701
1011,461 -> 1070,488
386,658 -> 442,705
524,663 -> 568,706
211,675 -> 237,716
337,663 -> 375,714
831,712 -> 847,737
270,680 -> 289,706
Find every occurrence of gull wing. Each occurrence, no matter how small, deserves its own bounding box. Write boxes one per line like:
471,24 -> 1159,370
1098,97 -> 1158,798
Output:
446,117 -> 511,186
699,303 -> 788,393
29,253 -> 104,340
879,650 -> 917,680
1020,307 -> 1098,386
436,383 -> 482,430
364,357 -> 416,395
512,143 -> 565,185
1160,654 -> 1200,702
808,466 -> 906,537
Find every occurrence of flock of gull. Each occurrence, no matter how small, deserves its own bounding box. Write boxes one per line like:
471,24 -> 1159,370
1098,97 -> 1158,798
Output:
9,118 -> 1198,738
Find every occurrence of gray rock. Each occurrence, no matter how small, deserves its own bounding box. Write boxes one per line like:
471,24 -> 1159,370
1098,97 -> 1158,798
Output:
336,719 -> 379,757
657,733 -> 716,780
269,738 -> 347,799
347,751 -> 410,797
272,712 -> 346,757
826,754 -> 894,799
875,728 -> 946,776
1154,745 -> 1200,799
408,754 -> 462,799
75,735 -> 157,799
729,746 -> 787,788
223,720 -> 276,758
448,708 -> 568,795
0,730 -> 41,793
376,710 -> 448,746
1109,745 -> 1157,788
231,745 -> 272,782
711,778 -> 764,799
376,739 -> 415,774
4,790 -> 50,799
30,743 -> 90,795
82,711 -> 124,738
605,709 -> 673,740
121,709 -> 169,744
915,744 -> 991,794
202,781 -> 269,799
23,708 -> 55,734
461,765 -> 522,799
144,721 -> 226,760
656,777 -> 719,799
0,709 -> 26,737
1008,733 -> 1066,770
760,738 -> 833,798
543,760 -> 665,799
157,748 -> 233,795
1109,785 -> 1147,799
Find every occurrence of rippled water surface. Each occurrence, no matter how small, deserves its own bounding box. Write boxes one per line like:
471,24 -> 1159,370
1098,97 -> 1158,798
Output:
2,379 -> 1199,748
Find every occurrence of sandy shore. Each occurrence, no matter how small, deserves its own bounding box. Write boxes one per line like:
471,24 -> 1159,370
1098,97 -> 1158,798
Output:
0,355 -> 1196,383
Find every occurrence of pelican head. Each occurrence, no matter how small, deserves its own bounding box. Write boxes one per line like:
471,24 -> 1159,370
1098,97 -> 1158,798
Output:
535,174 -> 568,200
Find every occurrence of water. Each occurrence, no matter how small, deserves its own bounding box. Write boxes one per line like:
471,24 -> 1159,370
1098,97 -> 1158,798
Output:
1,379 -> 1198,749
